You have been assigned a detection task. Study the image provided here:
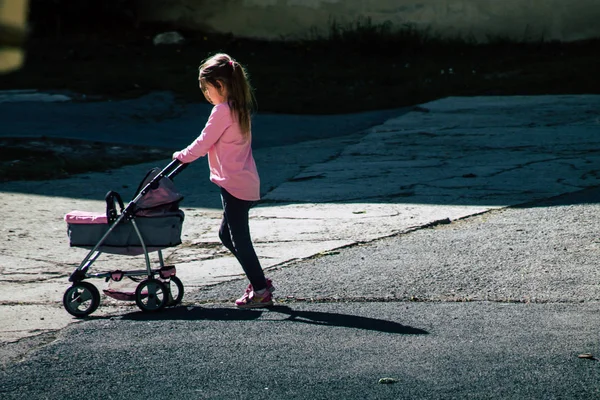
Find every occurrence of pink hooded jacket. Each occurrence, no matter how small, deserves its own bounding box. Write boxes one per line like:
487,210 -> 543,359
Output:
173,103 -> 260,201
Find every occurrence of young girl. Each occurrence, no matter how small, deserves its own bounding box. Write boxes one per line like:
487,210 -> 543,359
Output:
173,53 -> 274,308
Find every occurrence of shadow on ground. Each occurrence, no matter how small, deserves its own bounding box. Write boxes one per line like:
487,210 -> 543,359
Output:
119,305 -> 429,335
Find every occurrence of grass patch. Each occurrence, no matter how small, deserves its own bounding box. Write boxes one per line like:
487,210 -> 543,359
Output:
0,137 -> 172,182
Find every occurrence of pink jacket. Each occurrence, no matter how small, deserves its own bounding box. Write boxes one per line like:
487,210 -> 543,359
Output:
173,103 -> 260,201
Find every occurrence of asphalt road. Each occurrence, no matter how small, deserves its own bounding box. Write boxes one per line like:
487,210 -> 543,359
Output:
1,187 -> 599,399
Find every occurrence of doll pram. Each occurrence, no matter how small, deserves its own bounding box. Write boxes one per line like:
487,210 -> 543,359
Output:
63,160 -> 188,317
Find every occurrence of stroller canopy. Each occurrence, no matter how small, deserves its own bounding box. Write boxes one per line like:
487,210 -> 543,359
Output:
134,167 -> 184,211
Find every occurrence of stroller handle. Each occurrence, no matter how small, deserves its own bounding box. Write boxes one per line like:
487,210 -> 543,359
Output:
164,159 -> 188,180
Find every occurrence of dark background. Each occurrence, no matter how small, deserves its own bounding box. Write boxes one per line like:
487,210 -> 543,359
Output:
2,0 -> 600,114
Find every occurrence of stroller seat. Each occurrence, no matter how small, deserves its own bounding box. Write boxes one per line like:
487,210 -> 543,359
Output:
65,209 -> 184,255
65,166 -> 185,255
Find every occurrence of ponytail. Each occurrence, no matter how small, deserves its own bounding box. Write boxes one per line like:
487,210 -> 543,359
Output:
228,61 -> 255,136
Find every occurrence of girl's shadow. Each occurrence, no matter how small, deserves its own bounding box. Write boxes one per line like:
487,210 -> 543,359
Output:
121,304 -> 428,335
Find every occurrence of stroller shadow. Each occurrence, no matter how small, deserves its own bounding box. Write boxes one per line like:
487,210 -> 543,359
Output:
120,304 -> 428,335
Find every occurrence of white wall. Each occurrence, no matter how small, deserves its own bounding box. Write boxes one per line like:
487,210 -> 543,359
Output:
138,0 -> 600,42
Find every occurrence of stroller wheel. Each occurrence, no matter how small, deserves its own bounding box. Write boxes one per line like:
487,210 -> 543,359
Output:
166,276 -> 184,307
63,282 -> 100,318
135,279 -> 168,312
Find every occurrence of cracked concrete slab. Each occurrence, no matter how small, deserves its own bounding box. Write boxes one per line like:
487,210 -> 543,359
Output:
1,93 -> 600,344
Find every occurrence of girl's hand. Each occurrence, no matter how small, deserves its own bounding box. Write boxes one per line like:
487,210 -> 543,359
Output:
172,151 -> 180,160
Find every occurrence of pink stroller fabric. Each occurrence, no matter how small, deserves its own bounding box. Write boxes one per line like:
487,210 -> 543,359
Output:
64,211 -> 107,224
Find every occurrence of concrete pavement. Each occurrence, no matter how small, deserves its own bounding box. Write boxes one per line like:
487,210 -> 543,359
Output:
1,187 -> 600,399
1,92 -> 599,346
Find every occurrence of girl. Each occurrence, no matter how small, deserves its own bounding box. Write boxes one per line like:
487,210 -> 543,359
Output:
173,53 -> 274,308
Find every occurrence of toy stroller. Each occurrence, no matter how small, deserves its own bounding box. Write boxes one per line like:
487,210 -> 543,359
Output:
62,160 -> 188,317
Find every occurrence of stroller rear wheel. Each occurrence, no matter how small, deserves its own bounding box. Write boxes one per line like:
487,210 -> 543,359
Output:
135,279 -> 168,312
63,282 -> 100,318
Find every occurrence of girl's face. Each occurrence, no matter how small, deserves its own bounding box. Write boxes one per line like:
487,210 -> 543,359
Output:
200,79 -> 226,105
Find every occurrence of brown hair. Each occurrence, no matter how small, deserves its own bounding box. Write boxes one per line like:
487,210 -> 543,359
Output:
198,53 -> 255,137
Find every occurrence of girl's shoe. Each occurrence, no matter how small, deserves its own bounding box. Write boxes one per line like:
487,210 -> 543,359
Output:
235,289 -> 273,308
241,278 -> 275,296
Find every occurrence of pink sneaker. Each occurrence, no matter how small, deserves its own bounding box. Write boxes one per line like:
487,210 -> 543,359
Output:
241,278 -> 275,296
236,288 -> 273,308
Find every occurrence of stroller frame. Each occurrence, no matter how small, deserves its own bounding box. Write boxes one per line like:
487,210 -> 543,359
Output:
63,160 -> 187,317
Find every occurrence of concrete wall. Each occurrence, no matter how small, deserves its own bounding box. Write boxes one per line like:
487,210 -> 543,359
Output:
138,0 -> 600,42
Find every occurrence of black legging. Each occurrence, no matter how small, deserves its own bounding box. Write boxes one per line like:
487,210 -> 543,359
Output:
218,188 -> 267,291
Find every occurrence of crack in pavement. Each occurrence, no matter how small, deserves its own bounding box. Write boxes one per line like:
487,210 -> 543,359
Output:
191,297 -> 593,306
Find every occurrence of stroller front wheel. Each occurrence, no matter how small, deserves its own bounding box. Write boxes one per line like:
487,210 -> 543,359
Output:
135,279 -> 168,312
63,282 -> 101,318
